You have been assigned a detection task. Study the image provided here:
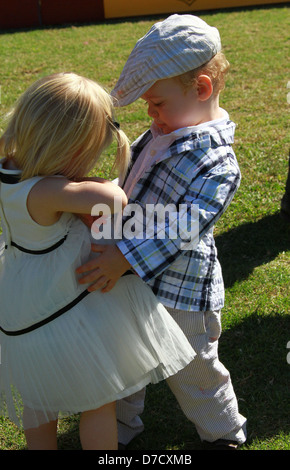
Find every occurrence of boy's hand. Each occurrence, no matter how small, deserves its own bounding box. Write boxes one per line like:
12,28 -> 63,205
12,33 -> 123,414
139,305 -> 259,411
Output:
76,244 -> 131,293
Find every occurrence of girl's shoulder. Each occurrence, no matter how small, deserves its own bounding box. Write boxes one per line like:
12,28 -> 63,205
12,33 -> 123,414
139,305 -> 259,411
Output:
27,176 -> 70,226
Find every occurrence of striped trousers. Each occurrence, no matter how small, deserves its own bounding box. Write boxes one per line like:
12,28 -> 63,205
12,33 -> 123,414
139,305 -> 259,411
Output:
117,308 -> 247,445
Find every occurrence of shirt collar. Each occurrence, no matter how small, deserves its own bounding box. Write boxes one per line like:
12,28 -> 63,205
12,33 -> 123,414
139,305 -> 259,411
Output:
147,109 -> 235,166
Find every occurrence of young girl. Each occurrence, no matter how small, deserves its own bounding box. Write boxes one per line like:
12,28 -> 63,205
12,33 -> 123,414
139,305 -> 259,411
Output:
0,73 -> 195,450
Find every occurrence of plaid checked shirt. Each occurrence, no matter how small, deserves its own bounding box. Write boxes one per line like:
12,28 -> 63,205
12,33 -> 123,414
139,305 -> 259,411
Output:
117,116 -> 241,311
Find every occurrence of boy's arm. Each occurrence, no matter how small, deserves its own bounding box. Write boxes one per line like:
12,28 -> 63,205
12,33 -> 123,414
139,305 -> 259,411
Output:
77,153 -> 240,291
117,155 -> 241,282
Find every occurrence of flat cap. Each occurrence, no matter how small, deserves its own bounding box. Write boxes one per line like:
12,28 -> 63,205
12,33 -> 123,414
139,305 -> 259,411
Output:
111,14 -> 221,106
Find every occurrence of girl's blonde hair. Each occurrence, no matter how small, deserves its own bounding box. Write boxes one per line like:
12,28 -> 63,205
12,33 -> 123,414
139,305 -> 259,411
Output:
176,51 -> 230,96
0,73 -> 130,183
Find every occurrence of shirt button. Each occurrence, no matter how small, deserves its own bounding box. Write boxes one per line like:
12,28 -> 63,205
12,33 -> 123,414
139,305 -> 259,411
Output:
150,149 -> 157,157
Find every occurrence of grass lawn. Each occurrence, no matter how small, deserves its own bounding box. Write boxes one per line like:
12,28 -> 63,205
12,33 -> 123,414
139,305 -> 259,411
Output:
0,5 -> 289,451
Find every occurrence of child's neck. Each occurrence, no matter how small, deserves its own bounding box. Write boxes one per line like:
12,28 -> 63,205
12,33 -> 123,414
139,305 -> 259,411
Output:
197,94 -> 222,125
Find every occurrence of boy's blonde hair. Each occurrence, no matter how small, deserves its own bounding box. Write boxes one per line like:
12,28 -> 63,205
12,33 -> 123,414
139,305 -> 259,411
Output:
176,51 -> 230,96
0,73 -> 130,183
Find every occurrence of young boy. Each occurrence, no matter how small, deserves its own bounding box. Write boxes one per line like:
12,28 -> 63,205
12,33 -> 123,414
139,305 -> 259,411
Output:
78,14 -> 247,449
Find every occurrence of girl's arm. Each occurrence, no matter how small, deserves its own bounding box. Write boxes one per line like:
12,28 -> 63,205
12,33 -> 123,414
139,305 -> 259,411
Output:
27,176 -> 127,226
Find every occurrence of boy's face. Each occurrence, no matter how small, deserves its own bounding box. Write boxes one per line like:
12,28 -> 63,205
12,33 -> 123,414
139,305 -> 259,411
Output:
141,77 -> 201,134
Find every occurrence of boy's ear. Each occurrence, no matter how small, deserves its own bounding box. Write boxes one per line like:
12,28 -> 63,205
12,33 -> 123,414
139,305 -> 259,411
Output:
197,75 -> 213,101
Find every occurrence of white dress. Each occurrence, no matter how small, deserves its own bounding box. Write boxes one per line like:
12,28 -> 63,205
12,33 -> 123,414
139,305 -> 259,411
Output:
0,161 -> 195,429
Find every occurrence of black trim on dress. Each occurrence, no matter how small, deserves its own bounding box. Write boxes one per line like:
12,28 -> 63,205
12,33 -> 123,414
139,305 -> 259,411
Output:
0,289 -> 90,336
7,236 -> 67,254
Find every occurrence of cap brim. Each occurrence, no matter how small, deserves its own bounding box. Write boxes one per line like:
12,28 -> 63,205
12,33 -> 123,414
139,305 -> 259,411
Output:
111,80 -> 157,107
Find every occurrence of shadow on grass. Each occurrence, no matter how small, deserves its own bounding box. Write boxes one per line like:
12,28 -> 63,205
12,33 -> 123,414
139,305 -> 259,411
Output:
121,311 -> 290,450
219,311 -> 290,448
215,212 -> 290,288
58,418 -> 82,450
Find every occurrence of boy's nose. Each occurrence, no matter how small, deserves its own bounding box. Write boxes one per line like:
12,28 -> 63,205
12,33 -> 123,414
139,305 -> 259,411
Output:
148,103 -> 158,118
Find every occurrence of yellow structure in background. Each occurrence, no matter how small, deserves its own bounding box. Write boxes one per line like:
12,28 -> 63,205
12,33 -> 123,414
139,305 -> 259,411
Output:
104,0 -> 288,18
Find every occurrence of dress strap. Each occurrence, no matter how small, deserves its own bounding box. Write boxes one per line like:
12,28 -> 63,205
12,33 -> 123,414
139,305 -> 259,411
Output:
0,172 -> 20,184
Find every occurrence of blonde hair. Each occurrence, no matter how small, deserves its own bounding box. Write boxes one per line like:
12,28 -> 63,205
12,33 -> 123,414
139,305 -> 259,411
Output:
0,73 -> 130,183
176,51 -> 230,96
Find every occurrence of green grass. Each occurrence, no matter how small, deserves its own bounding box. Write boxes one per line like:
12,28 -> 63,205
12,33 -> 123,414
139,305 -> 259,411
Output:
0,5 -> 289,450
